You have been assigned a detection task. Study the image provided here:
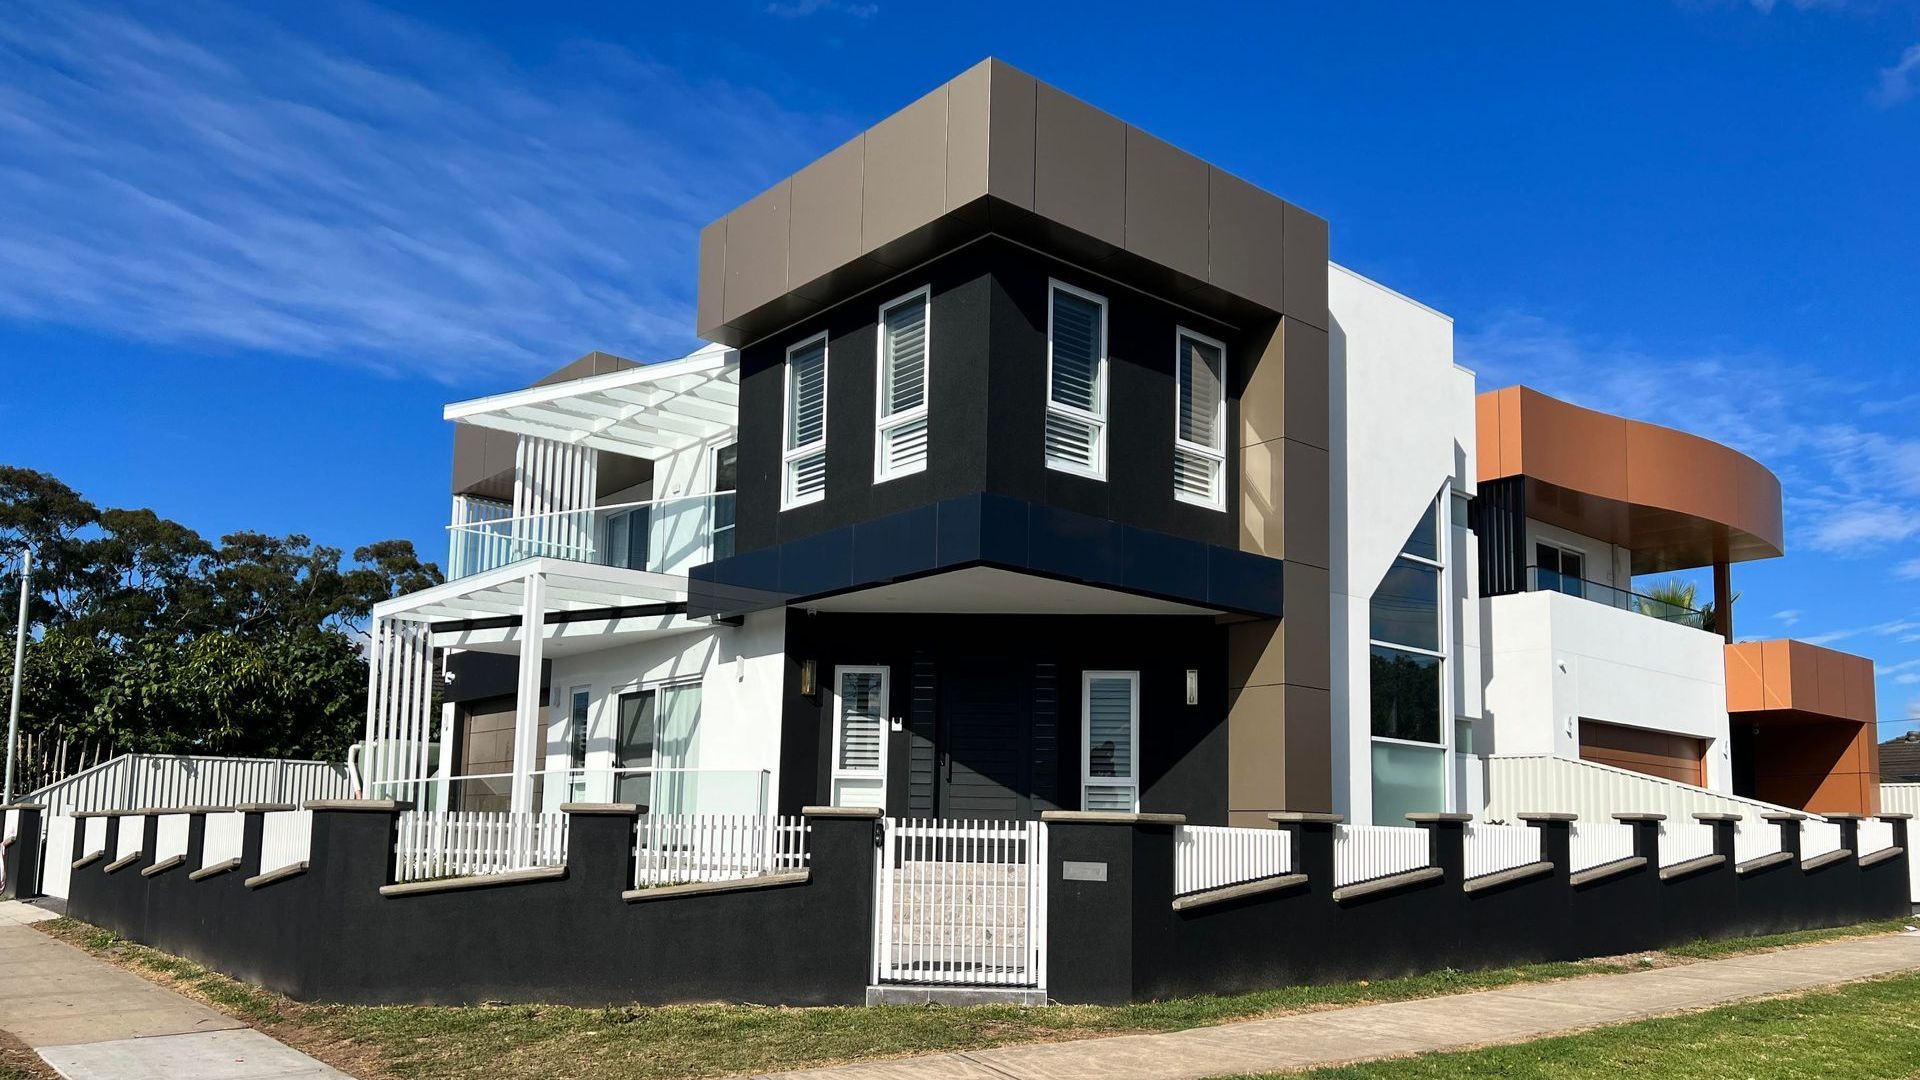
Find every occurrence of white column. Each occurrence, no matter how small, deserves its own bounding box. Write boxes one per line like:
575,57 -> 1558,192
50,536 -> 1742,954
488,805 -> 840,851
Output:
509,568 -> 547,815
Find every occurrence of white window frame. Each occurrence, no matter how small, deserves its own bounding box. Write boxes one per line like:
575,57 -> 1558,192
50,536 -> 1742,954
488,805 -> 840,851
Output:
1045,279 -> 1110,481
1532,538 -> 1588,596
1366,489 -> 1457,821
1172,326 -> 1228,511
1081,670 -> 1140,812
873,286 -> 931,483
709,441 -> 737,559
781,332 -> 830,510
829,665 -> 890,809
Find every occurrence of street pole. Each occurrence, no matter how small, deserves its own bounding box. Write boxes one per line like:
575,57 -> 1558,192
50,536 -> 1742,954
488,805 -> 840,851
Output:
3,547 -> 30,806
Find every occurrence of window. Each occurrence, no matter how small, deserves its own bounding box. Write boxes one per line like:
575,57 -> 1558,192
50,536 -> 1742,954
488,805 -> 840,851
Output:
1368,494 -> 1448,823
604,506 -> 650,571
711,443 -> 737,560
875,288 -> 930,481
566,687 -> 591,802
651,682 -> 703,815
1082,671 -> 1139,811
1045,281 -> 1109,479
614,689 -> 656,808
782,334 -> 829,509
1173,328 -> 1227,509
1534,542 -> 1585,597
831,666 -> 889,808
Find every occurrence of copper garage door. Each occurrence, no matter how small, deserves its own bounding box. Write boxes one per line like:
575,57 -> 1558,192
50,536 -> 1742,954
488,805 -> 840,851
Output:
1578,720 -> 1706,786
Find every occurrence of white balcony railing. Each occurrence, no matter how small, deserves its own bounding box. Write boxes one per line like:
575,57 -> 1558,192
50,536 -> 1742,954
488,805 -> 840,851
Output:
447,491 -> 736,580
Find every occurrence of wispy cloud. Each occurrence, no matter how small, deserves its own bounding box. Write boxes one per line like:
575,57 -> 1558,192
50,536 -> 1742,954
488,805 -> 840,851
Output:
764,0 -> 880,16
0,2 -> 853,382
1874,43 -> 1920,107
1773,609 -> 1802,626
1898,559 -> 1920,581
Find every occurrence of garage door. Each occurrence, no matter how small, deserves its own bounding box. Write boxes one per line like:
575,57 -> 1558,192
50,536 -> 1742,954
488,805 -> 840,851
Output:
1579,720 -> 1706,786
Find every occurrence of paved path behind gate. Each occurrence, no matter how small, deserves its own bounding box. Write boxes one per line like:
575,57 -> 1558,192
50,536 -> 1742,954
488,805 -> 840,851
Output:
759,932 -> 1920,1080
0,901 -> 351,1079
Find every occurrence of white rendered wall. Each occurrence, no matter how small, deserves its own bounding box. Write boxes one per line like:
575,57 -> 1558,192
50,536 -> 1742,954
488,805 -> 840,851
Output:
1480,590 -> 1731,792
1327,263 -> 1479,825
540,608 -> 785,812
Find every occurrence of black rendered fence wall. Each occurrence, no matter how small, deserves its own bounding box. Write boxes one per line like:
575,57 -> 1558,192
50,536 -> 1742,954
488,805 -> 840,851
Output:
1048,813 -> 1913,1005
63,805 -> 878,1007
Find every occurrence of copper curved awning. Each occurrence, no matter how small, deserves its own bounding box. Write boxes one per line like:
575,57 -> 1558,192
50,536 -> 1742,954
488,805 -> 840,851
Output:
1477,386 -> 1784,574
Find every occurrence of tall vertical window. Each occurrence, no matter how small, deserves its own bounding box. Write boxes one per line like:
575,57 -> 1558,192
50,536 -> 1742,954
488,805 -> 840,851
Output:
711,442 -> 738,560
1369,496 -> 1447,825
1045,281 -> 1108,479
1082,671 -> 1139,811
875,288 -> 930,481
566,687 -> 591,801
831,666 -> 889,808
1173,328 -> 1227,509
782,334 -> 828,509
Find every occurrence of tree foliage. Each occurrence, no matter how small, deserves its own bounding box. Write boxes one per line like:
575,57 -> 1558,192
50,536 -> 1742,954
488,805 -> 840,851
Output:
0,465 -> 441,767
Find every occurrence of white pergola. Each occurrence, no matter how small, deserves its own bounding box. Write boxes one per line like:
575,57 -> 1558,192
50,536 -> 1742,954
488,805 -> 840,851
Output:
442,344 -> 739,460
365,557 -> 702,814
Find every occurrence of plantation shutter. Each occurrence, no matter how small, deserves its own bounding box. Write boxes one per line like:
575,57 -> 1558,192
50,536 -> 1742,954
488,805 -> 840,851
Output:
837,670 -> 885,772
877,296 -> 929,477
1174,332 -> 1225,505
1046,288 -> 1105,473
1083,673 -> 1137,811
785,339 -> 828,503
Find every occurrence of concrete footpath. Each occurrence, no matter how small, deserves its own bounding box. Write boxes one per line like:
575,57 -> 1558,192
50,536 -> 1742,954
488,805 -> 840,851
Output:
760,931 -> 1920,1080
0,901 -> 351,1079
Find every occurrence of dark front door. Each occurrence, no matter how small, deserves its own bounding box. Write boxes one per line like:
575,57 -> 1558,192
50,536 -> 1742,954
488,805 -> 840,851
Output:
939,658 -> 1032,819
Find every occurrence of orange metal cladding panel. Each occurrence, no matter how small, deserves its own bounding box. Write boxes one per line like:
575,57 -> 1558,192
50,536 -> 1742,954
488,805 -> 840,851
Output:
1814,647 -> 1850,721
1513,388 -> 1631,498
1475,392 -> 1505,479
1625,423 -> 1747,543
1724,642 -> 1766,713
1760,639 -> 1796,710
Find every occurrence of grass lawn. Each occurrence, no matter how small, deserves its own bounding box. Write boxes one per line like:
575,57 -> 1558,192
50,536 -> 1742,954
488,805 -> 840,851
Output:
32,917 -> 1914,1080
1236,971 -> 1920,1080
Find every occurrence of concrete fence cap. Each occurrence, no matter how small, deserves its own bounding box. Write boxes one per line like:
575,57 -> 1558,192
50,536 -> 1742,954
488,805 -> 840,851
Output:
801,805 -> 883,819
306,799 -> 411,812
1039,811 -> 1186,826
1822,812 -> 1867,820
0,803 -> 46,812
234,803 -> 299,813
1405,812 -> 1474,823
1515,812 -> 1578,822
1879,813 -> 1915,821
1691,812 -> 1743,822
152,805 -> 234,815
1761,812 -> 1808,822
1268,811 -> 1346,825
560,803 -> 642,816
1611,812 -> 1667,823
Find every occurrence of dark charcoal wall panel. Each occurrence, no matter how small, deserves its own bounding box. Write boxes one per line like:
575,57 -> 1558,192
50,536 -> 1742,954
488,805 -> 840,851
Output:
732,238 -> 1257,559
781,612 -> 1228,822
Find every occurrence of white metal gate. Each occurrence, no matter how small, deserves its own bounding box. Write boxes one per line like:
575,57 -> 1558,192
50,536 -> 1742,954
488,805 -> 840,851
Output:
873,817 -> 1047,989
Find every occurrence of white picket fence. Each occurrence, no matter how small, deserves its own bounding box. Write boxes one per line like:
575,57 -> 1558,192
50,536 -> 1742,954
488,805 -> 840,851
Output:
202,811 -> 244,869
30,754 -> 351,815
1880,785 -> 1920,902
394,810 -> 569,884
1333,824 -> 1430,887
1462,823 -> 1542,879
633,813 -> 809,888
155,814 -> 191,863
259,809 -> 313,875
1857,818 -> 1897,858
116,815 -> 145,861
1734,820 -> 1783,865
1569,822 -> 1636,872
1801,819 -> 1845,861
1173,825 -> 1293,895
1658,821 -> 1717,867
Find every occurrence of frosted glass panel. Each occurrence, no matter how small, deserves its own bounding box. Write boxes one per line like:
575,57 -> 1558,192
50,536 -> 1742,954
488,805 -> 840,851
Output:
1372,741 -> 1445,825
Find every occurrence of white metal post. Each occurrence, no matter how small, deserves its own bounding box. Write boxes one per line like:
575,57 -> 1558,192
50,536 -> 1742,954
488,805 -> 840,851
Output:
509,569 -> 547,815
3,547 -> 29,805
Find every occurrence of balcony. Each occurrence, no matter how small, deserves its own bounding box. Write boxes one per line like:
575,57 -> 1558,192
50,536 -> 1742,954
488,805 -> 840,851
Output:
1524,566 -> 1703,628
447,492 -> 736,580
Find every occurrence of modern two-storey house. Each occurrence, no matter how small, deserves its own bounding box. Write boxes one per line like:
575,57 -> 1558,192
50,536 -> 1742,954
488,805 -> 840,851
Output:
359,58 -> 1880,834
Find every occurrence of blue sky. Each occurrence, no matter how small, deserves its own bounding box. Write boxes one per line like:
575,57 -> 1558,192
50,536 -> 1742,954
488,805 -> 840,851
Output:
3,1 -> 1918,732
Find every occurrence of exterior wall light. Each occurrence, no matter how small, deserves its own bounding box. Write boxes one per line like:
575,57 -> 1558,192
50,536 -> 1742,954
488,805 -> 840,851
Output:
1186,669 -> 1199,706
800,658 -> 818,699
